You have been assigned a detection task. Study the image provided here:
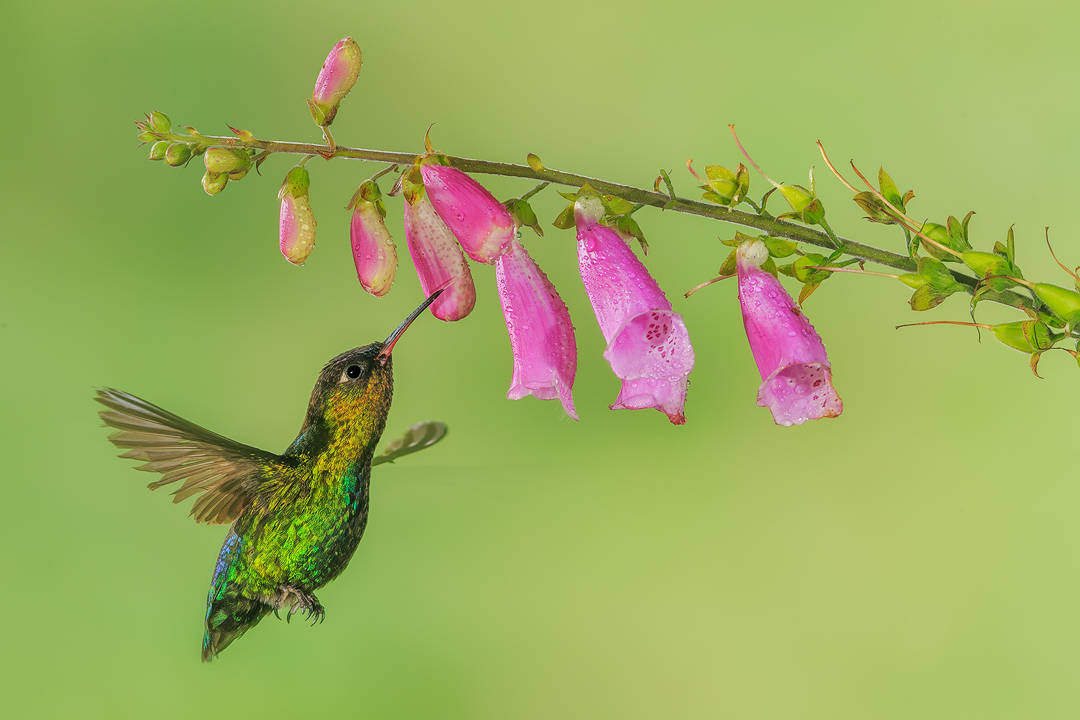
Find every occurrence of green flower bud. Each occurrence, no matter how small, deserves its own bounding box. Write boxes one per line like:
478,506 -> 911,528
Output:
899,273 -> 926,289
149,111 -> 171,134
1030,283 -> 1080,319
228,167 -> 249,181
801,197 -> 825,225
992,320 -> 1059,353
920,222 -> 955,261
792,254 -> 830,284
137,131 -> 157,143
203,147 -> 252,175
163,143 -> 192,167
202,172 -> 228,196
148,141 -> 169,161
961,251 -> 1002,278
779,184 -> 813,213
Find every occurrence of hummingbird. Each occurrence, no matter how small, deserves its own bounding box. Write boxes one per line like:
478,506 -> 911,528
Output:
96,291 -> 448,661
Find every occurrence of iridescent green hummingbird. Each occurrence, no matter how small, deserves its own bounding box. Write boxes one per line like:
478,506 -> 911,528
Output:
96,291 -> 447,661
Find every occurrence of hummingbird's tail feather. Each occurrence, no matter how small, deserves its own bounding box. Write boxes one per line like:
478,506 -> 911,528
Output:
202,596 -> 271,662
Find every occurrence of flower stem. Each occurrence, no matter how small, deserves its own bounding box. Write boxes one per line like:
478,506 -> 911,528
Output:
165,129 -> 1038,315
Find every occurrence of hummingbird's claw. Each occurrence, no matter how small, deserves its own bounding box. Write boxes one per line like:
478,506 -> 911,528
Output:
275,584 -> 324,627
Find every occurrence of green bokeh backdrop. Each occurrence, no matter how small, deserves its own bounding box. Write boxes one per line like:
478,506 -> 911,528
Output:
4,1 -> 1080,717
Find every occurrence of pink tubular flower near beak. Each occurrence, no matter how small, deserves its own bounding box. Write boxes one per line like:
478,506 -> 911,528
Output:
308,37 -> 362,127
575,196 -> 694,424
419,161 -> 515,264
736,240 -> 842,426
279,166 -> 315,265
495,237 -> 578,419
348,180 -> 397,297
403,192 -> 476,321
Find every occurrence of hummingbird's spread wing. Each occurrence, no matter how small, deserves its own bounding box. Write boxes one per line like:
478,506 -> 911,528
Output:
96,388 -> 282,525
371,421 -> 448,466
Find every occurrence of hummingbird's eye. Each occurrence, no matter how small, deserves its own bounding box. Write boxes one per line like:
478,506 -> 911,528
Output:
345,364 -> 362,380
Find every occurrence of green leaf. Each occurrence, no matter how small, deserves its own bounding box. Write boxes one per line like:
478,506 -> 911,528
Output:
920,223 -> 956,262
763,237 -> 798,258
719,249 -> 737,277
601,195 -> 633,215
878,167 -> 903,208
917,257 -> 963,291
371,421 -> 448,466
899,273 -> 926,289
802,197 -> 826,225
552,203 -> 576,230
702,191 -> 732,206
721,231 -> 758,248
946,215 -> 972,253
793,254 -> 830,284
909,284 -> 955,311
854,191 -> 894,223
779,184 -> 814,213
705,165 -> 736,182
798,282 -> 820,305
735,164 -> 750,203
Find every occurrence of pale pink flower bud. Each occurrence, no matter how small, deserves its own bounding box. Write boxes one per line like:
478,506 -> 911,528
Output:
736,240 -> 842,426
419,161 -> 515,264
575,196 -> 694,424
403,193 -> 476,321
348,181 -> 397,297
279,166 -> 315,265
495,238 -> 578,419
309,37 -> 362,127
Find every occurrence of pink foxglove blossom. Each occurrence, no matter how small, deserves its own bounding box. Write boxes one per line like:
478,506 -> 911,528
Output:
348,180 -> 397,297
575,196 -> 694,424
308,37 -> 362,127
495,237 -> 578,419
736,240 -> 842,426
403,192 -> 476,321
420,161 -> 515,264
279,166 -> 315,265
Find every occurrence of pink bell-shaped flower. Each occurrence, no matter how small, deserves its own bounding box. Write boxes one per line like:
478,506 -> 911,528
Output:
736,240 -> 842,426
495,237 -> 578,419
347,180 -> 397,297
308,37 -> 362,127
575,196 -> 694,424
279,166 -> 315,265
420,159 -> 515,264
403,189 -> 476,321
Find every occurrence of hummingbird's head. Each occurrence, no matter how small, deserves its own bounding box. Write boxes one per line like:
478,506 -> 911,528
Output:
300,291 -> 444,441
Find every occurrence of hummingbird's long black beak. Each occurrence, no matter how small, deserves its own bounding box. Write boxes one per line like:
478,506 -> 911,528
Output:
377,289 -> 444,364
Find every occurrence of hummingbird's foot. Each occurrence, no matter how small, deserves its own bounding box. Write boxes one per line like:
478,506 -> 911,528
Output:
276,585 -> 325,626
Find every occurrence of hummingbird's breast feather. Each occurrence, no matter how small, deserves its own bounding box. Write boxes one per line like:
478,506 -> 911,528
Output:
230,460 -> 372,595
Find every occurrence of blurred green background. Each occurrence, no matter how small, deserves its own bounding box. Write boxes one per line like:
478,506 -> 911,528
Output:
3,0 -> 1080,717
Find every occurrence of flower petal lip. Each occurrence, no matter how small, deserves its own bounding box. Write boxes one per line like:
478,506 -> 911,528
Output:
310,37 -> 362,126
575,196 -> 694,424
736,240 -> 842,426
495,238 -> 578,419
420,163 -> 514,264
403,193 -> 476,321
350,200 -> 397,297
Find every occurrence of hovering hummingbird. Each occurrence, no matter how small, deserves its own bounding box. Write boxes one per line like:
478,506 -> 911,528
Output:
96,291 -> 448,661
